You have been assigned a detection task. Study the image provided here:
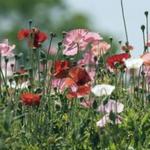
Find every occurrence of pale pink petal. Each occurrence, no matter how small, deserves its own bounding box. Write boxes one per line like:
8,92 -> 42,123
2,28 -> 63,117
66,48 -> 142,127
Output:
97,100 -> 124,113
63,29 -> 103,56
141,52 -> 150,66
84,32 -> 102,42
96,114 -> 109,127
91,41 -> 111,57
63,46 -> 78,56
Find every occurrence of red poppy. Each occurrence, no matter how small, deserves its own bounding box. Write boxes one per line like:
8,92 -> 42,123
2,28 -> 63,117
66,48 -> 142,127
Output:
106,53 -> 130,69
17,28 -> 48,48
18,29 -> 30,40
68,67 -> 91,86
20,92 -> 41,106
53,60 -> 70,78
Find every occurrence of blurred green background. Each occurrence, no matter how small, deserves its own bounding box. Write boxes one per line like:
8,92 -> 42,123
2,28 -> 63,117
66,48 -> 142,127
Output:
0,0 -> 118,55
0,0 -> 89,42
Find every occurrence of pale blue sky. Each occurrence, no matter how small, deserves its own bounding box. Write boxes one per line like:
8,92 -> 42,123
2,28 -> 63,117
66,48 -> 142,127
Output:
65,0 -> 150,56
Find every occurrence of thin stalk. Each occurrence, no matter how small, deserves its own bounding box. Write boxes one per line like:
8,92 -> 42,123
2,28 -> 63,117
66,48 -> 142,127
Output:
145,11 -> 149,52
0,67 -> 10,97
141,25 -> 146,53
0,55 -> 1,97
120,0 -> 129,44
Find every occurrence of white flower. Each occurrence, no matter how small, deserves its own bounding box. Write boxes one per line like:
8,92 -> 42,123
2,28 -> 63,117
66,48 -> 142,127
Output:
124,58 -> 143,69
97,99 -> 124,113
91,84 -> 115,97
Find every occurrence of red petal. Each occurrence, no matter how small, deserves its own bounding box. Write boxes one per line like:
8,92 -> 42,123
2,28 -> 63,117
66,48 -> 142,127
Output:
17,29 -> 30,40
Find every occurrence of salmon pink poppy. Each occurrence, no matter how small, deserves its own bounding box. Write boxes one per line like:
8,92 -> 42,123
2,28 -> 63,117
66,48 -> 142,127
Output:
59,67 -> 91,99
20,92 -> 41,106
141,52 -> 150,66
91,41 -> 111,57
66,84 -> 91,99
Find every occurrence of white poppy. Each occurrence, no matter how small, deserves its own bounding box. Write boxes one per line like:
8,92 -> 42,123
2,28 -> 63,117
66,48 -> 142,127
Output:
124,58 -> 143,69
91,84 -> 115,97
97,99 -> 124,113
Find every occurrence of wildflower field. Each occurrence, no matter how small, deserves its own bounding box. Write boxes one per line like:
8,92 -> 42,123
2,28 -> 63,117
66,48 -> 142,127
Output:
1,0 -> 150,150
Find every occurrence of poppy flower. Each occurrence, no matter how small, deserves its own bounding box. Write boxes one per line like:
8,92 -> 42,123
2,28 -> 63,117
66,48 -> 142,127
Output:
141,52 -> 150,66
0,39 -> 15,57
106,53 -> 130,69
91,84 -> 115,97
63,29 -> 102,56
97,99 -> 124,113
17,29 -> 31,40
59,67 -> 91,99
96,99 -> 124,128
20,92 -> 41,106
78,50 -> 97,80
53,60 -> 70,78
91,41 -> 111,57
66,84 -> 91,99
18,28 -> 48,48
96,114 -> 122,128
68,67 -> 91,86
124,57 -> 143,69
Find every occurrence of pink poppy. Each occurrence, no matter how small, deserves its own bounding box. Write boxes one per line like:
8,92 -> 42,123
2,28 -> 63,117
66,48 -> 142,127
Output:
97,99 -> 124,113
141,52 -> 150,66
96,100 -> 124,128
78,51 -> 95,65
91,41 -> 111,57
0,39 -> 15,57
96,114 -> 122,128
63,29 -> 102,56
51,78 -> 66,91
78,51 -> 97,80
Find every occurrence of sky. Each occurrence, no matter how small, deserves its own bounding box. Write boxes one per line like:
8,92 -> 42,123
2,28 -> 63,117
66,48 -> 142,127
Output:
65,0 -> 150,57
